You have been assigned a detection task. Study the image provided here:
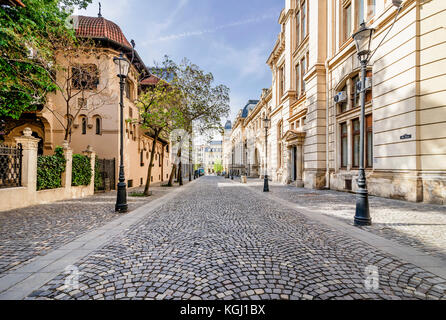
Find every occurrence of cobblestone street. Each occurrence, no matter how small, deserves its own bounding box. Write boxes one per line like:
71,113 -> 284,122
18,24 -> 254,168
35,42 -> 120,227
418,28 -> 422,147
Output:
4,176 -> 442,300
0,182 -> 188,276
244,179 -> 446,262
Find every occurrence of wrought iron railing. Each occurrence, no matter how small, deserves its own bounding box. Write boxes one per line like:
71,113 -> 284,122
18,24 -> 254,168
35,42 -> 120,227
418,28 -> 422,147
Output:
0,144 -> 22,188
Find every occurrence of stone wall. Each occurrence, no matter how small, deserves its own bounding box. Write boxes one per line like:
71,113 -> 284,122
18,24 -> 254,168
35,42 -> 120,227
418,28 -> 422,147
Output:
0,128 -> 96,212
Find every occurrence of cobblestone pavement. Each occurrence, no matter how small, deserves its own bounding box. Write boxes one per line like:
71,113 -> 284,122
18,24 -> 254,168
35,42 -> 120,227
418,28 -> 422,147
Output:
243,179 -> 446,262
26,176 -> 446,300
0,181 -> 189,276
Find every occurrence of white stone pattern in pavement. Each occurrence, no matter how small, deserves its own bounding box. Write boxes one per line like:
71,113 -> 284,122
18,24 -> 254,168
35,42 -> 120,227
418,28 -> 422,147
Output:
244,180 -> 446,263
24,177 -> 446,300
0,183 -> 183,277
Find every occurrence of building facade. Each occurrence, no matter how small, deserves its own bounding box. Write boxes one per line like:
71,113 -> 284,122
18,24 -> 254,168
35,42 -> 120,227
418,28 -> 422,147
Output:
1,14 -> 172,189
226,0 -> 446,204
204,141 -> 223,174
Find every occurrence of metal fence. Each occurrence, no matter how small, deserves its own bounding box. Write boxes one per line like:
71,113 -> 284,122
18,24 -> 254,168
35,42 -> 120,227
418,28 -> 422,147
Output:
0,144 -> 22,188
96,158 -> 116,191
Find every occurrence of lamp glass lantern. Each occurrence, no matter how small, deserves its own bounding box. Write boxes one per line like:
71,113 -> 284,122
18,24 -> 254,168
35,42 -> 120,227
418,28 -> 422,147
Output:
352,22 -> 375,63
263,117 -> 270,130
113,53 -> 130,78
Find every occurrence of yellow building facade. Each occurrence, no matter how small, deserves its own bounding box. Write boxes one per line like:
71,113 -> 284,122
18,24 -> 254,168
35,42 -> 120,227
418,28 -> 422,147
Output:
2,15 -> 172,189
226,0 -> 446,204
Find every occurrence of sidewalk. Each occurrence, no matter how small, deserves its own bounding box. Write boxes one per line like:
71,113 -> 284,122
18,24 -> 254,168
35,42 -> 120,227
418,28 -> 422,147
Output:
0,180 -> 191,277
243,178 -> 446,262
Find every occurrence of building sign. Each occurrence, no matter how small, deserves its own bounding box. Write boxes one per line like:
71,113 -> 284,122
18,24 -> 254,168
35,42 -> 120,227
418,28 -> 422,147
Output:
400,134 -> 412,140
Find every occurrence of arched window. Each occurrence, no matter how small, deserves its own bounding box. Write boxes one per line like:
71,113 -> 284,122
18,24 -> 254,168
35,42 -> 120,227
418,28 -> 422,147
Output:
81,117 -> 87,135
95,117 -> 101,135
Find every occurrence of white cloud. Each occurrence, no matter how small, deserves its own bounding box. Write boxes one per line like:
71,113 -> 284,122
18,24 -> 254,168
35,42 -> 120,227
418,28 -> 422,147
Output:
207,40 -> 271,80
150,13 -> 277,43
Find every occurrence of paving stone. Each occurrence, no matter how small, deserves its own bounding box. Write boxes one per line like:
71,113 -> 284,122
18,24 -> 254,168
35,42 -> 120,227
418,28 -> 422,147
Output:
18,177 -> 446,300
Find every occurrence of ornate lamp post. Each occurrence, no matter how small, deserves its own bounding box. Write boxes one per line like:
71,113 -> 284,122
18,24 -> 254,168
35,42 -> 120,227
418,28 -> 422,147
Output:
113,52 -> 131,213
350,1 -> 403,226
263,117 -> 270,192
352,23 -> 374,226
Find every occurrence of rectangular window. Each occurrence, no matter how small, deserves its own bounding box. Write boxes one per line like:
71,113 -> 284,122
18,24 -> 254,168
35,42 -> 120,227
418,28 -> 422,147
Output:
279,66 -> 285,98
340,85 -> 348,113
278,143 -> 282,168
352,75 -> 360,108
301,0 -> 307,39
301,57 -> 306,94
341,122 -> 348,168
295,63 -> 300,94
81,117 -> 87,135
343,3 -> 352,43
356,0 -> 365,27
125,80 -> 132,100
296,10 -> 300,46
366,114 -> 373,168
352,119 -> 360,167
366,70 -> 373,103
367,0 -> 375,19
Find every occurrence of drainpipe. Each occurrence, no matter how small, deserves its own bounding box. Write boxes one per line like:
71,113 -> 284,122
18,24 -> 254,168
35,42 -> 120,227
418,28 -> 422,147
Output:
325,58 -> 330,190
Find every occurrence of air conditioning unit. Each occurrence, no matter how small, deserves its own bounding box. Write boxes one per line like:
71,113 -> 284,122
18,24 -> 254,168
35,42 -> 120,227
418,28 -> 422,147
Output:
334,91 -> 347,103
356,77 -> 373,93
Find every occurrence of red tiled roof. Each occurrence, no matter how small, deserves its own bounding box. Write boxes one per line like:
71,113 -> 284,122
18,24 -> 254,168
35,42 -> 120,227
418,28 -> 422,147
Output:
74,15 -> 131,48
140,75 -> 161,86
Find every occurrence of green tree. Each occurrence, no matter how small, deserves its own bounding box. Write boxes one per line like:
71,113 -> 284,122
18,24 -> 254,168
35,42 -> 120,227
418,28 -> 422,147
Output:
173,59 -> 230,183
213,160 -> 223,174
134,57 -> 185,196
0,0 -> 92,119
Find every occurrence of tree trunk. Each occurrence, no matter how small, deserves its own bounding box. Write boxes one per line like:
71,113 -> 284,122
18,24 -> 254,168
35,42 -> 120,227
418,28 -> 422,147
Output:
143,131 -> 159,196
168,146 -> 181,187
64,101 -> 70,141
178,160 -> 183,186
167,164 -> 176,187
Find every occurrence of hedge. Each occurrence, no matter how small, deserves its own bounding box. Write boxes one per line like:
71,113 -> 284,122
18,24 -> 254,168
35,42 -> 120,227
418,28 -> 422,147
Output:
94,158 -> 102,191
72,154 -> 92,186
37,147 -> 66,191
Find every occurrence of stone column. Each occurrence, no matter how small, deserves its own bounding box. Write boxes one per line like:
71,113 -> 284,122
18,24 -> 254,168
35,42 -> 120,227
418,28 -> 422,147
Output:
61,141 -> 72,191
296,143 -> 304,187
14,128 -> 40,195
83,145 -> 96,195
287,146 -> 293,184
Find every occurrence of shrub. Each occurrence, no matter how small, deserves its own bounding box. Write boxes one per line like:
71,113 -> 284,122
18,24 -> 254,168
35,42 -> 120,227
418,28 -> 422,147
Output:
72,154 -> 92,186
94,158 -> 102,191
37,147 -> 66,191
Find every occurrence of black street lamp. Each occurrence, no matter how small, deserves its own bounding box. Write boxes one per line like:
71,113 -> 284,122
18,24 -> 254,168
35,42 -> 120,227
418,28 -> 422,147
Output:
350,1 -> 403,226
263,117 -> 270,192
114,52 -> 131,213
352,23 -> 375,226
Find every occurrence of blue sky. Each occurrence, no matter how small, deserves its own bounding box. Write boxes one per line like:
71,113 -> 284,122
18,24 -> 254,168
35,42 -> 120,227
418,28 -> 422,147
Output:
77,0 -> 283,122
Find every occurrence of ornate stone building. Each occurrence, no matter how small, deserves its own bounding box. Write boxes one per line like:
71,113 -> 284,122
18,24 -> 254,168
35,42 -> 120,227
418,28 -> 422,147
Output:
226,0 -> 446,204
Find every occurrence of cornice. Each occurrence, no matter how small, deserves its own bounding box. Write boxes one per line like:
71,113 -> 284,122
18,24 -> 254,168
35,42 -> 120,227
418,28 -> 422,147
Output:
267,31 -> 285,67
327,0 -> 416,70
304,63 -> 326,82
